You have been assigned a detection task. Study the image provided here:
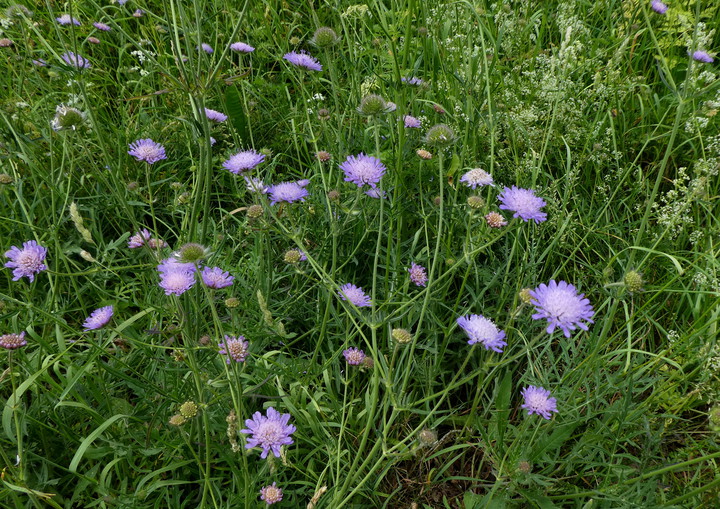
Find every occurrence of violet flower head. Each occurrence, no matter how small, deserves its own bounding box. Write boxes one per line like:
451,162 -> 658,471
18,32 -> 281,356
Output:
0,332 -> 27,350
83,305 -> 114,331
402,76 -> 423,86
283,51 -> 322,71
365,188 -> 386,199
338,283 -> 372,307
240,407 -> 296,459
339,153 -> 386,189
267,180 -> 309,205
128,139 -> 166,164
158,257 -> 196,274
404,115 -> 421,128
199,43 -> 213,54
222,149 -> 265,174
61,52 -> 91,69
218,335 -> 249,364
498,186 -> 547,223
128,228 -> 151,248
244,176 -> 268,194
230,42 -> 254,53
460,168 -> 494,189
56,14 -> 80,26
93,22 -> 111,31
408,263 -> 428,287
158,260 -> 196,296
204,108 -> 227,122
650,0 -> 668,14
201,266 -> 234,289
133,9 -> 144,18
343,347 -> 366,365
456,314 -> 507,353
521,385 -> 558,419
692,50 -> 714,63
529,280 -> 594,338
5,240 -> 48,282
260,483 -> 283,505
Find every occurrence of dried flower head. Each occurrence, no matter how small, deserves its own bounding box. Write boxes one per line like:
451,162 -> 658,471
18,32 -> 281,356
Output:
343,347 -> 366,365
168,414 -> 186,426
318,108 -> 330,120
284,249 -> 307,264
87,36 -> 100,45
518,288 -> 533,304
460,168 -> 494,189
83,305 -> 114,331
338,283 -> 372,307
456,314 -> 507,353
4,240 -> 48,282
175,243 -> 208,263
624,270 -> 644,293
240,407 -> 296,458
0,174 -> 12,184
485,212 -> 508,228
247,204 -> 264,218
0,38 -> 13,47
316,150 -> 331,162
225,297 -> 240,308
219,335 -> 249,363
521,385 -> 558,419
529,280 -> 595,337
418,428 -> 437,446
416,149 -> 432,160
391,328 -> 413,344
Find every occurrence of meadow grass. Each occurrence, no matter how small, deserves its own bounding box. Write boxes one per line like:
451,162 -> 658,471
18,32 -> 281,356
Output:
1,0 -> 719,507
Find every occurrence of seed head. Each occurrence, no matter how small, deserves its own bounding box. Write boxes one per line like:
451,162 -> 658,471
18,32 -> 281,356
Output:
424,124 -> 455,147
624,270 -> 643,293
485,212 -> 507,228
179,401 -> 199,419
418,428 -> 437,446
316,150 -> 331,162
0,174 -> 13,184
417,149 -> 432,160
168,414 -> 186,426
311,27 -> 339,48
467,196 -> 485,209
357,94 -> 391,116
391,328 -> 413,344
247,204 -> 264,219
318,108 -> 330,120
327,189 -> 340,201
518,288 -> 533,304
176,243 -> 208,263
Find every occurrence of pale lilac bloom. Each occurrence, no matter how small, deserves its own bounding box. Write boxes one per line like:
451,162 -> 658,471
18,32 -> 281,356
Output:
33,59 -> 47,67
159,269 -> 195,295
267,181 -> 309,205
56,14 -> 80,26
460,168 -> 494,189
456,314 -> 507,353
260,483 -> 283,505
147,237 -> 168,249
650,0 -> 668,14
204,108 -> 227,122
83,305 -> 114,331
408,263 -> 428,287
230,42 -> 254,53
338,283 -> 371,307
157,257 -> 197,274
386,101 -> 397,112
61,52 -> 91,69
244,176 -> 268,194
402,76 -> 423,85
529,280 -> 595,338
4,240 -> 48,282
218,335 -> 249,363
339,153 -> 386,189
93,22 -> 111,31
222,149 -> 265,174
0,332 -> 26,350
128,228 -> 151,248
128,139 -> 166,164
692,50 -> 714,63
199,43 -> 213,54
521,385 -> 558,419
404,115 -> 421,128
133,9 -> 144,17
343,347 -> 366,365
201,266 -> 234,289
365,188 -> 386,199
240,407 -> 296,459
498,186 -> 547,223
283,51 -> 322,71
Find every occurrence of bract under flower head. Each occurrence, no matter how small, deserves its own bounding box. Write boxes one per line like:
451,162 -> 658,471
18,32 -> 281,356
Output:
529,280 -> 594,337
223,150 -> 265,174
240,407 -> 296,458
521,385 -> 558,419
339,153 -> 386,189
497,186 -> 547,223
456,314 -> 507,353
4,240 -> 48,282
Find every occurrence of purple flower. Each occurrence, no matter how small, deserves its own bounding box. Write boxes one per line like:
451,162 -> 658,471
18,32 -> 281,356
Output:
260,483 -> 283,505
343,347 -> 366,365
230,42 -> 254,53
244,176 -> 268,194
128,139 -> 166,164
456,314 -> 507,353
5,240 -> 48,282
204,108 -> 227,122
32,59 -> 47,67
459,168 -> 494,189
201,266 -> 234,289
93,22 -> 111,31
240,407 -> 296,459
408,263 -> 428,287
404,115 -> 421,128
521,385 -> 558,419
128,228 -> 151,248
529,280 -> 594,338
692,50 -> 714,63
365,188 -> 386,199
338,283 -> 371,307
61,52 -> 91,69
158,257 -> 197,274
158,261 -> 196,296
0,332 -> 27,350
267,181 -> 309,205
283,51 -> 322,71
56,14 -> 80,26
133,9 -> 144,18
402,76 -> 423,86
498,186 -> 547,223
339,153 -> 386,189
223,149 -> 265,174
218,335 -> 249,363
650,0 -> 668,14
83,305 -> 114,331
199,43 -> 213,54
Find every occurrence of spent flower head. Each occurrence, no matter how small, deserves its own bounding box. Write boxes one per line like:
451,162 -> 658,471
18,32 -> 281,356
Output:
529,280 -> 595,337
51,105 -> 86,131
424,124 -> 455,147
357,94 -> 392,116
218,335 -> 249,363
311,27 -> 339,48
83,305 -> 114,331
498,186 -> 547,223
5,240 -> 48,282
174,243 -> 208,263
521,385 -> 558,419
392,328 -> 413,344
0,332 -> 27,350
260,483 -> 283,505
240,407 -> 296,458
456,314 -> 507,353
485,212 -> 508,228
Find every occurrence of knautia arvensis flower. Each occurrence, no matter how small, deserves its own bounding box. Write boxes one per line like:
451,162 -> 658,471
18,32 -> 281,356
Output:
338,283 -> 372,307
456,314 -> 507,353
521,385 -> 558,419
408,263 -> 428,287
339,153 -> 386,189
343,347 -> 366,365
83,305 -> 114,331
260,482 -> 283,505
201,267 -> 234,289
128,139 -> 166,164
218,335 -> 249,363
283,51 -> 322,71
240,407 -> 296,459
498,186 -> 547,223
529,280 -> 595,337
0,332 -> 27,350
4,240 -> 48,282
223,149 -> 265,174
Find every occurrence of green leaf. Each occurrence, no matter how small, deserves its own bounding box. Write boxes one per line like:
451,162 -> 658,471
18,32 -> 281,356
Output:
529,422 -> 580,462
495,371 -> 512,442
225,85 -> 249,141
69,414 -> 129,473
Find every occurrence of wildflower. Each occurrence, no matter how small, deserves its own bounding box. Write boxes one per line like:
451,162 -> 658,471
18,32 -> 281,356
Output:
424,124 -> 455,146
158,257 -> 196,274
311,27 -> 339,48
204,108 -> 227,122
284,249 -> 307,264
199,43 -> 213,54
404,115 -> 421,128
50,105 -> 85,131
87,36 -> 100,45
283,51 -> 322,71
230,41 -> 254,53
260,483 -> 283,505
61,52 -> 91,69
0,332 -> 27,350
56,14 -> 80,26
365,188 -> 386,199
316,150 -> 331,162
201,267 -> 234,289
460,168 -> 494,189
218,335 -> 249,363
32,59 -> 46,67
456,314 -> 507,353
247,204 -> 264,218
174,243 -> 208,263
158,261 -> 196,295
339,153 -> 386,189
624,270 -> 644,293
133,9 -> 144,18
467,196 -> 485,209
0,38 -> 13,47
338,283 -> 371,307
128,229 -> 154,248
497,186 -> 547,223
529,280 -> 595,337
128,139 -> 166,164
179,401 -> 199,419
223,149 -> 265,174
5,240 -> 48,282
343,347 -> 366,365
417,149 -> 432,160
83,305 -> 114,331
402,76 -> 423,86
240,407 -> 296,459
650,0 -> 668,14
6,4 -> 33,17
267,181 -> 309,205
408,263 -> 428,287
485,212 -> 507,228
692,50 -> 714,63
521,385 -> 558,419
93,22 -> 111,31
391,328 -> 413,344
357,94 -> 392,116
